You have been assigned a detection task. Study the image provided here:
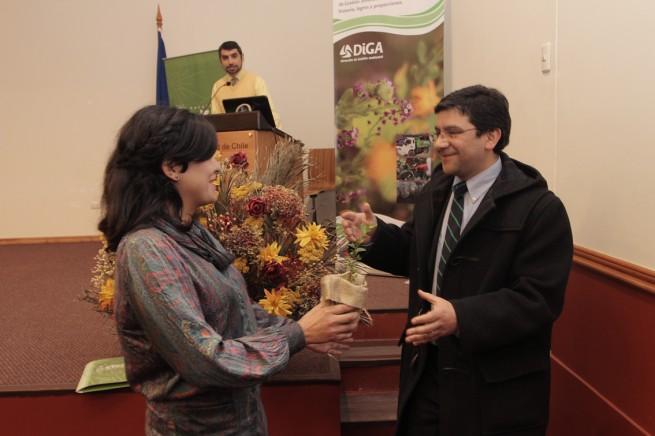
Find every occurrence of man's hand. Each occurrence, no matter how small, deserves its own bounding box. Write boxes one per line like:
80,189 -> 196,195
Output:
339,202 -> 377,244
405,290 -> 458,345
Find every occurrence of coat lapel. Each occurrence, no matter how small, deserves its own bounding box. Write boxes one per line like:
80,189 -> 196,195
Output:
459,156 -> 533,241
460,194 -> 496,241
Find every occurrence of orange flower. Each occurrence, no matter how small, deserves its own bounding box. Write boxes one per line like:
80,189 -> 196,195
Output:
295,223 -> 328,250
298,244 -> 325,264
258,288 -> 293,317
233,257 -> 250,274
259,242 -> 288,264
98,278 -> 115,312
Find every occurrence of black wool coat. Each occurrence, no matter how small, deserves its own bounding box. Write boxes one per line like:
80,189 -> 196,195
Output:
362,153 -> 573,436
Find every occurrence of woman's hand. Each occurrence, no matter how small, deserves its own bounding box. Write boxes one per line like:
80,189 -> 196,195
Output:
306,337 -> 354,356
298,302 -> 360,345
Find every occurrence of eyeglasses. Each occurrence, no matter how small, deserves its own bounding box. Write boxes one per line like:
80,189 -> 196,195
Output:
434,127 -> 478,140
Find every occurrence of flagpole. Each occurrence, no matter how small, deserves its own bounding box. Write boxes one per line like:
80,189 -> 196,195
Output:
156,5 -> 163,31
156,5 -> 169,106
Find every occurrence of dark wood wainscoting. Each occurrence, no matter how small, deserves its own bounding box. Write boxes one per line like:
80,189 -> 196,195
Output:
549,246 -> 654,435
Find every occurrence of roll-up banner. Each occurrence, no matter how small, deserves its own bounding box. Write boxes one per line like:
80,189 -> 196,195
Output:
334,0 -> 445,219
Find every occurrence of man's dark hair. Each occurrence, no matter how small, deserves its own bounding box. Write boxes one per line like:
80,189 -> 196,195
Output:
218,41 -> 243,56
98,105 -> 217,251
435,85 -> 512,152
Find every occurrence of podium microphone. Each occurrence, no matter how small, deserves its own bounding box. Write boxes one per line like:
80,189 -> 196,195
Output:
200,80 -> 232,115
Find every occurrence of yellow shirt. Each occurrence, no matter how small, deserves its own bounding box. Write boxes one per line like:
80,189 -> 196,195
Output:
210,69 -> 280,127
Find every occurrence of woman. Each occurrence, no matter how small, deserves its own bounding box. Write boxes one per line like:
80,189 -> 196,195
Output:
99,105 -> 359,435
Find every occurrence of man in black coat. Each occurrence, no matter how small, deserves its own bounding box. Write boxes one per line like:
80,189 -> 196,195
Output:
341,85 -> 573,435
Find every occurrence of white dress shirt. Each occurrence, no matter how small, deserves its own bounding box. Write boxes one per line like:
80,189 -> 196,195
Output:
431,157 -> 502,294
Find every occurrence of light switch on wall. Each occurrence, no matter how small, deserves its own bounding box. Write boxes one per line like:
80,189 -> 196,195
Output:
541,42 -> 552,73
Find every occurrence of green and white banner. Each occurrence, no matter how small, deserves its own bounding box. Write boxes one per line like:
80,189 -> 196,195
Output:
164,50 -> 223,114
334,0 -> 445,217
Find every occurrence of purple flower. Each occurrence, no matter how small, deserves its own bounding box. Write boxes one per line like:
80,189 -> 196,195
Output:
399,99 -> 413,119
336,128 -> 359,149
247,197 -> 268,217
262,261 -> 288,287
347,188 -> 368,203
353,82 -> 369,98
229,152 -> 249,169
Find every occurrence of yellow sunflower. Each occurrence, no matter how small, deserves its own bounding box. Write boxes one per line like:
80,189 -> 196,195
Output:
298,244 -> 325,264
230,182 -> 263,201
258,288 -> 293,317
295,223 -> 329,250
244,216 -> 264,234
280,287 -> 302,304
230,184 -> 251,201
233,257 -> 250,274
259,242 -> 288,264
98,278 -> 115,312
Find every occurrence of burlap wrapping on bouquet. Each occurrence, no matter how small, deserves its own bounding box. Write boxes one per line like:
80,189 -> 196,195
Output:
320,273 -> 372,324
320,272 -> 367,308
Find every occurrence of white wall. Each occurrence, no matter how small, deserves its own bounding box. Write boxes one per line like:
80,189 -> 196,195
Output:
1,0 -> 653,269
160,0 -> 334,144
556,0 -> 655,269
447,0 -> 557,184
447,0 -> 655,269
0,0 -> 334,239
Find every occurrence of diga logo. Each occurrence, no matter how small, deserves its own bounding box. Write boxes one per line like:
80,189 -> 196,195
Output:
339,42 -> 383,59
339,44 -> 353,59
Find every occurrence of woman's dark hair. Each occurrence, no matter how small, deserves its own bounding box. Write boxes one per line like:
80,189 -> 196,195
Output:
98,105 -> 217,251
435,84 -> 512,152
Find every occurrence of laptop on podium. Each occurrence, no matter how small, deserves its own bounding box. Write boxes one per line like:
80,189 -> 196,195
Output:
223,95 -> 276,128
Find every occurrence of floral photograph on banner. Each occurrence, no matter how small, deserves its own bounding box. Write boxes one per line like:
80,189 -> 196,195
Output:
334,24 -> 444,220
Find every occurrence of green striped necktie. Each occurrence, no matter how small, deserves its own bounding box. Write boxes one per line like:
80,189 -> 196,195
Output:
436,181 -> 467,295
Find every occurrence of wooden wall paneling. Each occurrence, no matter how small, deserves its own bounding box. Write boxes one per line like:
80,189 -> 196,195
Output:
550,246 -> 655,435
308,148 -> 335,194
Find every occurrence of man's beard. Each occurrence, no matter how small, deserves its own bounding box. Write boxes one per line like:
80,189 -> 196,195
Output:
226,65 -> 241,75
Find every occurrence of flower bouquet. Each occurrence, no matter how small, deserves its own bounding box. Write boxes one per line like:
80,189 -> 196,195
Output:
204,142 -> 371,322
201,146 -> 334,319
84,139 -> 371,324
83,237 -> 116,313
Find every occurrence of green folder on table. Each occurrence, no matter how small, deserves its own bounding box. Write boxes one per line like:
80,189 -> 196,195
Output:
76,357 -> 129,393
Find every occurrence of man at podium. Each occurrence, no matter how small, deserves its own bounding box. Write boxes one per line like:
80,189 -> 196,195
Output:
210,40 -> 281,127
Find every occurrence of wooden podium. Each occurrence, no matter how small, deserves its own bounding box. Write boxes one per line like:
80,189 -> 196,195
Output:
205,112 -> 290,174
